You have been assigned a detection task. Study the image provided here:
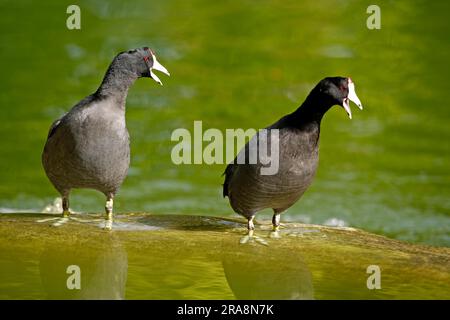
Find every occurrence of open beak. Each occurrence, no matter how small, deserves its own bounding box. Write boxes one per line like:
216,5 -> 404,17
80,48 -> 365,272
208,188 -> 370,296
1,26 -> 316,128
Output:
342,78 -> 363,119
150,52 -> 170,85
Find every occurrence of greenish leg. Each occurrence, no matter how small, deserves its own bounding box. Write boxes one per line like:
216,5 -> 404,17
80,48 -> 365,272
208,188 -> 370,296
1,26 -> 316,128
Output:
104,195 -> 114,230
272,213 -> 281,231
247,216 -> 255,231
240,215 -> 269,245
62,194 -> 70,218
105,198 -> 113,219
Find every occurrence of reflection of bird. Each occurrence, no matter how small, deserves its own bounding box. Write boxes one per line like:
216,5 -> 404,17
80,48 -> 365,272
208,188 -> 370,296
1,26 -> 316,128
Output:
222,243 -> 314,299
223,77 -> 363,231
39,234 -> 128,299
42,47 -> 169,228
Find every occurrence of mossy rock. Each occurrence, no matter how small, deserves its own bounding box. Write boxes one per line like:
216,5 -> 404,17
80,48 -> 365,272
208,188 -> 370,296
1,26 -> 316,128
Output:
0,213 -> 448,299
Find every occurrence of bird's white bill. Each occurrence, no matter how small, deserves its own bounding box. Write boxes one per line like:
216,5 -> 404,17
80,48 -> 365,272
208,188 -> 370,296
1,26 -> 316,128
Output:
149,52 -> 170,85
342,79 -> 363,119
343,98 -> 352,119
348,81 -> 363,110
150,70 -> 163,85
152,57 -> 170,76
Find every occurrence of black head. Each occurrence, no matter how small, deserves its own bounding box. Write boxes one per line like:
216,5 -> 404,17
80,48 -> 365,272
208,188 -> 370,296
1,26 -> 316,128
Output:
311,77 -> 363,119
116,47 -> 170,85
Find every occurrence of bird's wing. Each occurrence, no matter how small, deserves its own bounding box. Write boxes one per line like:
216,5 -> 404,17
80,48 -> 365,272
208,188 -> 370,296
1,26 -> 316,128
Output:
46,95 -> 96,140
222,114 -> 291,198
222,132 -> 258,198
222,162 -> 235,198
47,113 -> 67,140
46,114 -> 67,139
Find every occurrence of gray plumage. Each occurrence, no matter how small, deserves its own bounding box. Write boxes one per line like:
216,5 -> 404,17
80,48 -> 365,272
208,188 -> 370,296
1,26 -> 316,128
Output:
224,122 -> 319,215
223,77 -> 363,230
42,47 -> 169,224
43,94 -> 130,198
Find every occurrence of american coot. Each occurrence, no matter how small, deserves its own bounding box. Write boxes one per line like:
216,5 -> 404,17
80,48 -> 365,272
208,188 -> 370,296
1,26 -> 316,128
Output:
42,47 -> 169,229
223,77 -> 363,232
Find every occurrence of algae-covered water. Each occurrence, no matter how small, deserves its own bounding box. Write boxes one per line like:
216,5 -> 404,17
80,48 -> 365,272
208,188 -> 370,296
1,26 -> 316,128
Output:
0,0 -> 449,299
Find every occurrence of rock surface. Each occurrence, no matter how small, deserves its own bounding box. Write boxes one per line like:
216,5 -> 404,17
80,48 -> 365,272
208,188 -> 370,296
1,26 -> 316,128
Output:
0,213 -> 448,299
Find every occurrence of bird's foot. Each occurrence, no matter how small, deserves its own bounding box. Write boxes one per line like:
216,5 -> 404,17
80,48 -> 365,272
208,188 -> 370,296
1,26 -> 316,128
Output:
36,214 -> 104,227
273,222 -> 287,230
49,217 -> 70,227
36,216 -> 72,227
239,230 -> 269,246
37,211 -> 71,226
269,224 -> 283,239
103,218 -> 113,231
269,230 -> 281,239
102,212 -> 113,230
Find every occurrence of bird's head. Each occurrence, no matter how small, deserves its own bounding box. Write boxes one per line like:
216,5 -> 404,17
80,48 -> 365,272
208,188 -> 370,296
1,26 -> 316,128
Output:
117,47 -> 170,85
313,77 -> 363,119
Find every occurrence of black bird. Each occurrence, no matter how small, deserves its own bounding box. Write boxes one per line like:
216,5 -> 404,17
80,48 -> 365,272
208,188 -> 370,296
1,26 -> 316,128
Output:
42,47 -> 169,228
223,77 -> 362,231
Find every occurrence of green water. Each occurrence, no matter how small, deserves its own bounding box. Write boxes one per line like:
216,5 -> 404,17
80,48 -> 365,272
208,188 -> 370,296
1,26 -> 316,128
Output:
0,0 -> 449,248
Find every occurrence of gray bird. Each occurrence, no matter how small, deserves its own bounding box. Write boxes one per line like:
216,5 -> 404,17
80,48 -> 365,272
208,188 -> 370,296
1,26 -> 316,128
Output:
42,47 -> 169,227
223,77 -> 363,232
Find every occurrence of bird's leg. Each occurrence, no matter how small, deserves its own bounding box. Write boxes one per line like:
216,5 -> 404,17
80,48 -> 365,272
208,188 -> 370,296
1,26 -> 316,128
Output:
50,193 -> 70,226
239,215 -> 267,245
272,213 -> 281,231
105,197 -> 113,219
269,212 -> 283,239
62,193 -> 70,218
239,216 -> 255,244
247,216 -> 255,233
247,216 -> 255,238
104,195 -> 114,230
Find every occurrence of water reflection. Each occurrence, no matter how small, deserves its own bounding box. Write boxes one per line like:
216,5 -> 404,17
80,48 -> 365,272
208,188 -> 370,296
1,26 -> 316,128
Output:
39,234 -> 128,299
221,240 -> 314,300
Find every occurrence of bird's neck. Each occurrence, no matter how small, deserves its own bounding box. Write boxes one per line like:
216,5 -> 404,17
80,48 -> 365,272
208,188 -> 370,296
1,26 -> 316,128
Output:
288,92 -> 333,128
95,61 -> 138,108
